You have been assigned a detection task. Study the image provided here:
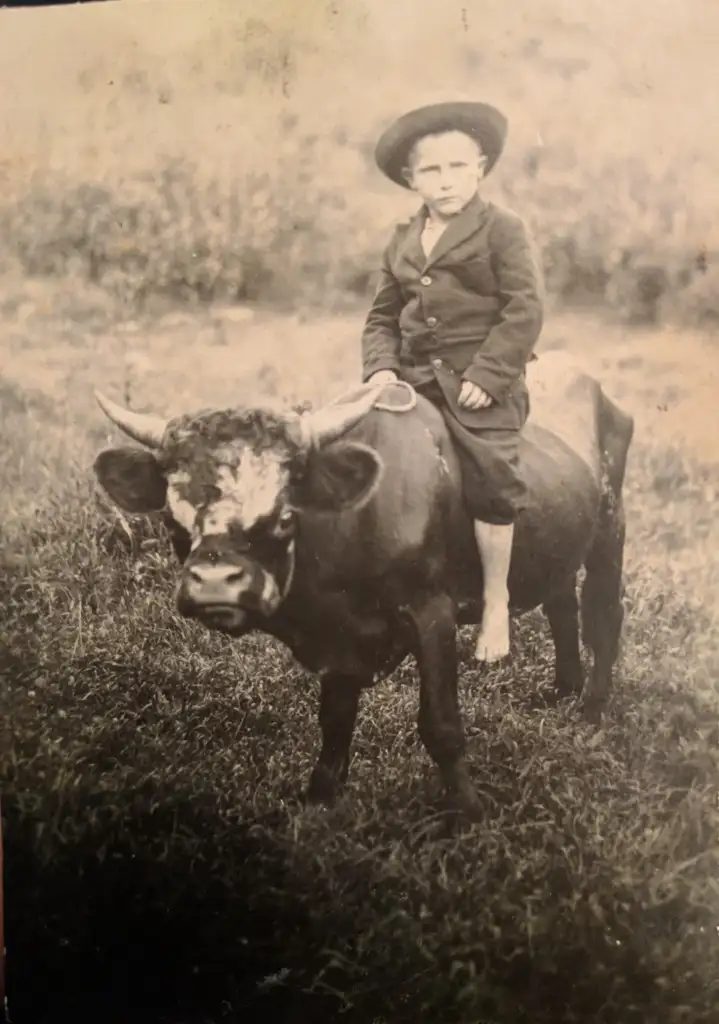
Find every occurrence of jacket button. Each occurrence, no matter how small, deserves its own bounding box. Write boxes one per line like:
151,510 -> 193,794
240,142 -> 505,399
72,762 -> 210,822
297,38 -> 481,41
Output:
421,275 -> 432,286
427,316 -> 438,327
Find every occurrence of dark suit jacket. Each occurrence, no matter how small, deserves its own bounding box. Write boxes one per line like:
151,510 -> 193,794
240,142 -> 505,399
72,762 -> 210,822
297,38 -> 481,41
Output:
360,193 -> 544,431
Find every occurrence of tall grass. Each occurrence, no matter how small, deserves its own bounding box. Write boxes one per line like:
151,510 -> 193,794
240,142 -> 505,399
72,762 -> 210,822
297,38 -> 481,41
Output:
2,428 -> 719,1023
2,309 -> 719,1021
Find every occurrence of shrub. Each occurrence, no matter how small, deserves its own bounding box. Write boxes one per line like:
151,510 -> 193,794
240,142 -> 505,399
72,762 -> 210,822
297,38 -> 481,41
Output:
0,133 -> 717,327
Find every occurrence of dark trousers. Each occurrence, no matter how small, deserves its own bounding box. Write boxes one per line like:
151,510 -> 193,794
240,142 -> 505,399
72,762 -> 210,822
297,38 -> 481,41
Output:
416,380 -> 526,526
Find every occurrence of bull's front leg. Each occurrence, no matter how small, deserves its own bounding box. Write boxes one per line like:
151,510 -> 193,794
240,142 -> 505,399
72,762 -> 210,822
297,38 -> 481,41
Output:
406,592 -> 483,821
305,672 -> 365,806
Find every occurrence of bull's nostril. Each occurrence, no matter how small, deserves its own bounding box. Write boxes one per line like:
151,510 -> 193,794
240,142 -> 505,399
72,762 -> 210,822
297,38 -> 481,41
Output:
188,565 -> 246,587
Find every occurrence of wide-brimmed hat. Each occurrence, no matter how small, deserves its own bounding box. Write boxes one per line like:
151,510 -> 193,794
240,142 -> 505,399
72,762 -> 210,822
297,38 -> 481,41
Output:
374,100 -> 508,188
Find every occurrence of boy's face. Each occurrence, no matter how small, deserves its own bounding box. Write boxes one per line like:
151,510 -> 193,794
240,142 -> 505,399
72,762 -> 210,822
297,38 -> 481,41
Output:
403,130 -> 487,219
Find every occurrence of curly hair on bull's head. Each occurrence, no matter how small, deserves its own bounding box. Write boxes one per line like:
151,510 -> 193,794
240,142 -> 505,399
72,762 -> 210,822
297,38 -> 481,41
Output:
158,406 -> 305,472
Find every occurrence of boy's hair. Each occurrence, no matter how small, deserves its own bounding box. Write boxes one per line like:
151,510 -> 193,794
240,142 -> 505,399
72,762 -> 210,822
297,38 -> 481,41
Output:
404,129 -> 486,172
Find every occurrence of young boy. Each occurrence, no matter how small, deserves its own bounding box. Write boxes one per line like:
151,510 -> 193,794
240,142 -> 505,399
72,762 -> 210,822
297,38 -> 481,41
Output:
360,100 -> 544,662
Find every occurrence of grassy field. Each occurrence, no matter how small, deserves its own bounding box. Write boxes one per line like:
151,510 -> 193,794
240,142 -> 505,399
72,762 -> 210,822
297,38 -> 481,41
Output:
1,1 -> 719,1021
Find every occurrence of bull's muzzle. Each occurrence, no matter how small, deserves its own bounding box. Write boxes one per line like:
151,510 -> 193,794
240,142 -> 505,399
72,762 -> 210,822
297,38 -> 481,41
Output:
186,563 -> 249,604
177,558 -> 282,633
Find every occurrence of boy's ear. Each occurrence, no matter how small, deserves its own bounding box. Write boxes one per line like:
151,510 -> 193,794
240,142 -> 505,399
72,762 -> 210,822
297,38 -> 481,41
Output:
94,447 -> 167,514
293,441 -> 383,515
401,166 -> 415,189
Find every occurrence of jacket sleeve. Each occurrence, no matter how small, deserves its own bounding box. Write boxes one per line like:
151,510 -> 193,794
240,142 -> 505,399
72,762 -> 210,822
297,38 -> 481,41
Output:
462,212 -> 544,402
361,240 -> 404,383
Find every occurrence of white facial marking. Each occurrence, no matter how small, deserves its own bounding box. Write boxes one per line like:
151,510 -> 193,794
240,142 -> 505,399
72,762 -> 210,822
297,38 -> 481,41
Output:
167,471 -> 198,534
202,450 -> 288,534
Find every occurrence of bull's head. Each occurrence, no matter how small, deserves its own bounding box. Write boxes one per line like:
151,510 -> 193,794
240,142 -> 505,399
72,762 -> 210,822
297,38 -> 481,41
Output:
93,386 -> 385,635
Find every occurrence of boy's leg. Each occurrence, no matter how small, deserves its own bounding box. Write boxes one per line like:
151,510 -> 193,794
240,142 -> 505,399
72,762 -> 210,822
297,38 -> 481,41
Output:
473,519 -> 514,662
432,403 -> 526,663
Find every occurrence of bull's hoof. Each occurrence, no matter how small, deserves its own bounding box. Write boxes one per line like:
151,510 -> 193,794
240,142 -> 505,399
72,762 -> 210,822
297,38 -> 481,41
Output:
580,698 -> 606,726
299,795 -> 334,816
442,763 -> 485,823
457,790 -> 485,823
554,674 -> 585,702
440,790 -> 485,834
304,766 -> 345,808
302,786 -> 337,808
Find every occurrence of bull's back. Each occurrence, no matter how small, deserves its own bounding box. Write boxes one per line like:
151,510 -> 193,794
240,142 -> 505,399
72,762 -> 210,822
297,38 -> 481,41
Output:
356,380 -> 603,610
343,368 -> 605,605
295,358 -> 611,628
502,351 -> 610,603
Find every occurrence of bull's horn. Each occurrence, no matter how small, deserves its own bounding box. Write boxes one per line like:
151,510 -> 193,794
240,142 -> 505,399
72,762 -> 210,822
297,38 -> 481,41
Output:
303,382 -> 385,449
94,390 -> 167,449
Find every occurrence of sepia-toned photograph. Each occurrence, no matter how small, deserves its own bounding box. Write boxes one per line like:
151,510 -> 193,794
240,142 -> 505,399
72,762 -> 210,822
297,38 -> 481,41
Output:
1,0 -> 718,1021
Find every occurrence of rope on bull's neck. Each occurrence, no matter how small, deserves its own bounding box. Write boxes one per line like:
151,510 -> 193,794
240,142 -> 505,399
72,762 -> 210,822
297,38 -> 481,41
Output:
329,379 -> 418,414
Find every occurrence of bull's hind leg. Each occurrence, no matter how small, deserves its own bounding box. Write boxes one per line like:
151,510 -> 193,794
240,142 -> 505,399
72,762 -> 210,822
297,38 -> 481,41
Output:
543,573 -> 584,700
406,592 -> 483,820
580,499 -> 627,723
306,672 -> 365,805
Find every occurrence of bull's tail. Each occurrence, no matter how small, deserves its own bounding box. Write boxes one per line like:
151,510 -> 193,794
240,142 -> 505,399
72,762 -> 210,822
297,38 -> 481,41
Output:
580,388 -> 635,718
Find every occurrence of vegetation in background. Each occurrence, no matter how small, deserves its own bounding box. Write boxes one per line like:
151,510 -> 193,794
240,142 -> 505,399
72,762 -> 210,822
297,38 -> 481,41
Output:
2,5 -> 719,327
2,147 -> 717,328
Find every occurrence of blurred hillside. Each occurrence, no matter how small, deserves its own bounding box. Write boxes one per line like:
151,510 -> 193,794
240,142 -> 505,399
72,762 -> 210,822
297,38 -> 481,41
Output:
1,0 -> 718,322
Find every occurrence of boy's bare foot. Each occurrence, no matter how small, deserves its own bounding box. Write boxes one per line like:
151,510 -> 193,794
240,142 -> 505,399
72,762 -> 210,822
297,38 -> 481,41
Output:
474,603 -> 510,662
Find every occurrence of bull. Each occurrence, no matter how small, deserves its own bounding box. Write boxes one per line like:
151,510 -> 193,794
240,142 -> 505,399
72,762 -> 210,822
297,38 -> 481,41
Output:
92,350 -> 634,819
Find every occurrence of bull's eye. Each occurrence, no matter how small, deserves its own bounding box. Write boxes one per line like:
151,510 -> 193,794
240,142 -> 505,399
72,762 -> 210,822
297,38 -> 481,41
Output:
276,509 -> 296,534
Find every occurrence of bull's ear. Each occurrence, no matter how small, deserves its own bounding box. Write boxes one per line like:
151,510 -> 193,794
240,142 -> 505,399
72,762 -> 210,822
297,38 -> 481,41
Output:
295,441 -> 383,515
94,447 -> 167,514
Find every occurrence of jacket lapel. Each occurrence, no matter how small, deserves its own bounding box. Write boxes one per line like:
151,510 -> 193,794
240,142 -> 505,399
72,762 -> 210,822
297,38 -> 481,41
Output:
396,209 -> 428,272
422,193 -> 489,269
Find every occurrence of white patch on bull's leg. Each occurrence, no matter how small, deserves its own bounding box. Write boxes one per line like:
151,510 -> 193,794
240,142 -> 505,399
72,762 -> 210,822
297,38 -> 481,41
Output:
203,452 -> 288,534
167,471 -> 198,533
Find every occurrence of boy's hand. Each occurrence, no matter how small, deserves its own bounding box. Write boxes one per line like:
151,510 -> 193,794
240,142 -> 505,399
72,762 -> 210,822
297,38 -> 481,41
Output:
458,380 -> 493,409
368,370 -> 399,386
